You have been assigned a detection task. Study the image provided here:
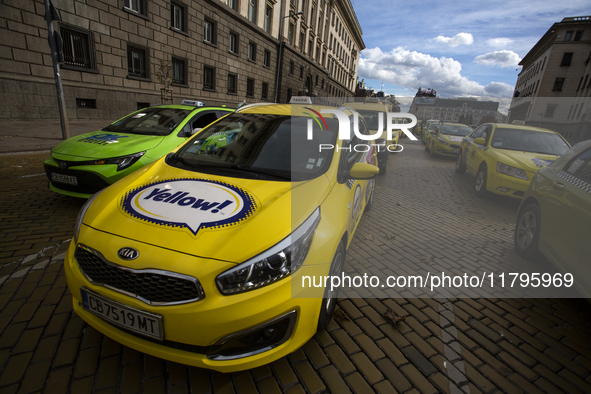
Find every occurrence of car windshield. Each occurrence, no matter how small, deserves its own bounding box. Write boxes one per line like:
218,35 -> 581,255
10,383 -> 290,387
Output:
490,128 -> 570,155
355,110 -> 385,130
440,125 -> 472,136
102,107 -> 193,136
171,113 -> 338,181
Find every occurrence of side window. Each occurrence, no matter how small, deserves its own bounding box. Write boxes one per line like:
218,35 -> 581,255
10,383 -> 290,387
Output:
472,125 -> 486,139
192,112 -> 219,129
565,148 -> 591,183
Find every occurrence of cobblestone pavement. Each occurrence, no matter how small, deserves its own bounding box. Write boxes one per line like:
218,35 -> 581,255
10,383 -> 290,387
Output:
1,143 -> 591,393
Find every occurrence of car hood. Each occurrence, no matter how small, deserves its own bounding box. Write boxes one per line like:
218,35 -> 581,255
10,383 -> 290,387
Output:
493,149 -> 559,172
82,159 -> 331,264
51,130 -> 166,160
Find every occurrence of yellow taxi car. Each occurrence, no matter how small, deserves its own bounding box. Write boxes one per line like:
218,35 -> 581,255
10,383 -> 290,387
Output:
514,140 -> 591,298
347,100 -> 397,174
422,119 -> 439,145
64,98 -> 379,372
426,122 -> 472,157
455,123 -> 571,198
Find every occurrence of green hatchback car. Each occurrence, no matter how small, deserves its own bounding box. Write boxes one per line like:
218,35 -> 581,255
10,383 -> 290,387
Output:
44,101 -> 233,198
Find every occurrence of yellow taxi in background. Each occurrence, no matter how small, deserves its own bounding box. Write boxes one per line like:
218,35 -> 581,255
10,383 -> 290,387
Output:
422,119 -> 439,145
347,101 -> 395,174
426,122 -> 472,157
455,123 -> 571,198
64,98 -> 379,372
514,140 -> 591,298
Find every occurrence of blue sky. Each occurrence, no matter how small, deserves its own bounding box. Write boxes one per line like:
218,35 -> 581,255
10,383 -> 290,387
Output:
351,0 -> 590,103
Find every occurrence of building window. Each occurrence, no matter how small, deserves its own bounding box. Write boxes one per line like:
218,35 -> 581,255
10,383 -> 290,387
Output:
246,78 -> 255,97
261,82 -> 268,99
552,77 -> 565,91
564,31 -> 573,41
263,49 -> 271,68
228,73 -> 237,94
288,23 -> 294,45
59,25 -> 96,71
124,0 -> 146,15
171,58 -> 186,85
204,19 -> 216,45
229,0 -> 239,11
299,66 -> 303,79
127,45 -> 148,78
287,88 -> 292,102
248,41 -> 257,61
264,4 -> 273,33
544,105 -> 557,118
204,65 -> 215,90
229,32 -> 239,54
315,75 -> 318,86
574,30 -> 583,41
289,61 -> 294,75
299,32 -> 305,52
248,0 -> 257,23
171,2 -> 186,32
76,98 -> 96,109
560,52 -> 574,67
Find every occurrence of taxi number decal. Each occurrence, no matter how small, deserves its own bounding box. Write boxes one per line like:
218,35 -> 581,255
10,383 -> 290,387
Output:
120,179 -> 259,235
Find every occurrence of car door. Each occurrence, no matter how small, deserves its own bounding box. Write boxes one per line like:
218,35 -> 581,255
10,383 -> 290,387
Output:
464,125 -> 484,174
540,147 -> 591,289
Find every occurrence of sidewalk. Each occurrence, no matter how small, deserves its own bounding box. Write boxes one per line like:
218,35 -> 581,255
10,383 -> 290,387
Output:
0,120 -> 111,154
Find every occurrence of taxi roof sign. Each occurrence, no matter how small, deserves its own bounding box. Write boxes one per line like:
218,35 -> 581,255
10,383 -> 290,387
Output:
289,96 -> 313,105
181,100 -> 205,107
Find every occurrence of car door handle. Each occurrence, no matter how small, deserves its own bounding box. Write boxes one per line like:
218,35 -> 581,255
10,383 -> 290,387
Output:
552,182 -> 565,190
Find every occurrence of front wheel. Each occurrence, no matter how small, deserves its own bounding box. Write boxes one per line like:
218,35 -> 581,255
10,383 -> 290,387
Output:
455,151 -> 466,174
474,165 -> 488,197
514,203 -> 542,260
317,241 -> 345,331
365,180 -> 375,212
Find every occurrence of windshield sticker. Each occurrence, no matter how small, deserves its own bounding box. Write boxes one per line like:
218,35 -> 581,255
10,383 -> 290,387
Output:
531,158 -> 554,168
450,136 -> 463,142
120,179 -> 259,236
79,133 -> 129,145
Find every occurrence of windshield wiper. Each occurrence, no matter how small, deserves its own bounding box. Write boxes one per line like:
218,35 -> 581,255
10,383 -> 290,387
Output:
231,165 -> 291,180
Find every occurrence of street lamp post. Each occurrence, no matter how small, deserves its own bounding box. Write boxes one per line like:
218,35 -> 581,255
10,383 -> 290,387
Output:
274,4 -> 303,103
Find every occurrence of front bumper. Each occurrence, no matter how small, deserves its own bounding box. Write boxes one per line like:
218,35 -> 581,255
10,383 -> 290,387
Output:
65,226 -> 327,372
434,142 -> 461,156
43,157 -> 146,198
486,171 -> 530,198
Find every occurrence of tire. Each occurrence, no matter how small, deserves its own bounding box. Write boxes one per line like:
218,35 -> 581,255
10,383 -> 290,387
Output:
455,151 -> 466,174
474,165 -> 488,197
378,162 -> 387,175
365,181 -> 375,212
317,241 -> 345,331
514,203 -> 542,260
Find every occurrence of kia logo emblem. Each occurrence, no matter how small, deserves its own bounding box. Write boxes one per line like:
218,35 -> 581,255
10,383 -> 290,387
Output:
117,247 -> 139,260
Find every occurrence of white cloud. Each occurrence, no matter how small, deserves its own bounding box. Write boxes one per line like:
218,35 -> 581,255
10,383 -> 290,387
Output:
474,50 -> 521,68
431,33 -> 474,47
358,46 -> 514,98
486,38 -> 514,48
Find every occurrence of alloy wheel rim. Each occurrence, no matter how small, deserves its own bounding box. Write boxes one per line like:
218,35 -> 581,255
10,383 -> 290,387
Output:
476,171 -> 484,191
517,211 -> 536,249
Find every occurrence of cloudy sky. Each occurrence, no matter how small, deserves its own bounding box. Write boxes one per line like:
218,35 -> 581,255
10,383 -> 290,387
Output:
350,0 -> 590,103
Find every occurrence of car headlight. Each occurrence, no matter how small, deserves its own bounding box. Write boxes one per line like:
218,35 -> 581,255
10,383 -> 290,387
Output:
496,162 -> 528,180
216,208 -> 321,295
90,151 -> 146,171
437,137 -> 448,145
74,190 -> 104,244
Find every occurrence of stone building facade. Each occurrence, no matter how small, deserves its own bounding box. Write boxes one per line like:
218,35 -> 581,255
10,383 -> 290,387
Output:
409,97 -> 503,126
508,16 -> 591,143
0,0 -> 364,121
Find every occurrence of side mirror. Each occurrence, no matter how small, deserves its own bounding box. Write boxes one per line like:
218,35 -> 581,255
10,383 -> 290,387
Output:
348,162 -> 379,180
474,137 -> 486,145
